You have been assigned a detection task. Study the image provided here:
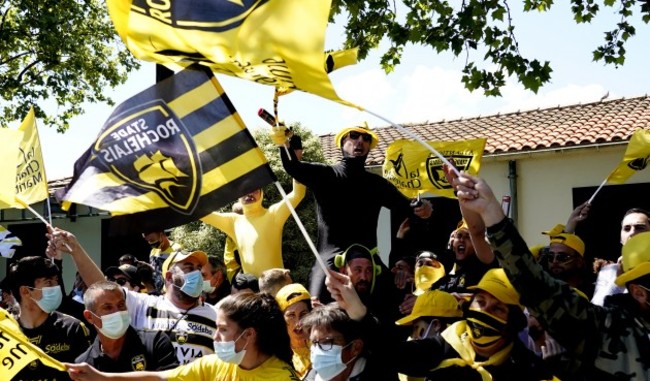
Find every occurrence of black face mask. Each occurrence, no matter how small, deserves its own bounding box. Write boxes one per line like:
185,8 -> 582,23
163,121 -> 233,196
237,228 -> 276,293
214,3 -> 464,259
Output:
149,241 -> 161,249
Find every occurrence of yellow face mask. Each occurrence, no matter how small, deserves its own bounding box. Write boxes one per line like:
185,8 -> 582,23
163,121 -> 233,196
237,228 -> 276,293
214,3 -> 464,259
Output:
414,265 -> 445,294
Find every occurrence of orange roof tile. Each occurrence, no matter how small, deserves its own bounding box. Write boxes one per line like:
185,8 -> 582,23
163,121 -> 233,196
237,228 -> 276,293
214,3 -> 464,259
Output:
320,95 -> 650,165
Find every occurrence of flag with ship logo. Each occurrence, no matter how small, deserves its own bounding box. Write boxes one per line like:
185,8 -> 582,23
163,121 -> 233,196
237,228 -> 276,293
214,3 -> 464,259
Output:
606,129 -> 650,184
59,65 -> 276,233
107,0 -> 360,108
383,138 -> 487,199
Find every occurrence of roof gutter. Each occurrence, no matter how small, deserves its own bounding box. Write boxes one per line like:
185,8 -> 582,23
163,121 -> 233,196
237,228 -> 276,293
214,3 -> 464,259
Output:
365,141 -> 628,171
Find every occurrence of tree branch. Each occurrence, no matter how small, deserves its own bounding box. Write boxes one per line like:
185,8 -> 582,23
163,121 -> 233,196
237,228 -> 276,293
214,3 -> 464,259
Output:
0,51 -> 35,67
17,60 -> 42,84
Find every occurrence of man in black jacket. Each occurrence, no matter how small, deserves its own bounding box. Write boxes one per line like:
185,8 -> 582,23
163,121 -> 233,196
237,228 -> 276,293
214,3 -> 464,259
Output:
76,281 -> 178,372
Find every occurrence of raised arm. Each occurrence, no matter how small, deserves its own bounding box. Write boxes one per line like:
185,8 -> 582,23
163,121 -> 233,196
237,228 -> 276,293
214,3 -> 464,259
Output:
200,212 -> 236,238
450,171 -> 599,355
66,363 -> 165,381
46,228 -> 104,287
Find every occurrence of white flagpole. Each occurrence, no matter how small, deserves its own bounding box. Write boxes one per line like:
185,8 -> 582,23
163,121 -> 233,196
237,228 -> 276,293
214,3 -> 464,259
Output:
15,196 -> 72,253
364,108 -> 461,176
587,178 -> 608,204
274,181 -> 329,274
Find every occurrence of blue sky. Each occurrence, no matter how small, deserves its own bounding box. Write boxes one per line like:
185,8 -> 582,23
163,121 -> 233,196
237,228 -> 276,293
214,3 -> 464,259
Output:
37,2 -> 649,179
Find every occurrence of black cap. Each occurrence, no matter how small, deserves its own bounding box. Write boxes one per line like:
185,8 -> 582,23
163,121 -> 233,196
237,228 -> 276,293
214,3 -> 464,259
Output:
105,264 -> 142,287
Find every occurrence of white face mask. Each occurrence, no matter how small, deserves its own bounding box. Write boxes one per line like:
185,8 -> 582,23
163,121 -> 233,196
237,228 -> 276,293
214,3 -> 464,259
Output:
29,285 -> 63,313
310,342 -> 354,381
202,280 -> 216,294
213,330 -> 248,364
92,310 -> 131,340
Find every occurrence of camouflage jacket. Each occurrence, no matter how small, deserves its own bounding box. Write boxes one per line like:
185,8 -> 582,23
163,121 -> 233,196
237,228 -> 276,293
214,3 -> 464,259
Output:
487,218 -> 650,381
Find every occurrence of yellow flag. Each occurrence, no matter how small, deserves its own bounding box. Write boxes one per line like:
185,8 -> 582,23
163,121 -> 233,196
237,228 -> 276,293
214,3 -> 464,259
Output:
107,0 -> 361,109
14,107 -> 49,207
0,308 -> 65,378
0,129 -> 23,208
383,138 -> 487,199
606,129 -> 650,184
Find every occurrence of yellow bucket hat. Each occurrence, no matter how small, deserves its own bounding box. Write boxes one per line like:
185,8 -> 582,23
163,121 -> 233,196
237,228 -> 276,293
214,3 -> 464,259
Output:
615,231 -> 650,286
395,290 -> 462,325
542,224 -> 585,256
467,268 -> 522,309
275,283 -> 311,312
333,122 -> 379,150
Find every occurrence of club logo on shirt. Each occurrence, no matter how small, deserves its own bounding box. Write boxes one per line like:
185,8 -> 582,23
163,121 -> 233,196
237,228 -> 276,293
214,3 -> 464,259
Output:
176,332 -> 188,345
131,354 -> 147,371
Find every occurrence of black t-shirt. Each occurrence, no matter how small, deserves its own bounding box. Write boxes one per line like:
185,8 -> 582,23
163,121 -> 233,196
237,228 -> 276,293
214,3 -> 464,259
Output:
13,311 -> 91,381
75,326 -> 178,372
437,255 -> 499,294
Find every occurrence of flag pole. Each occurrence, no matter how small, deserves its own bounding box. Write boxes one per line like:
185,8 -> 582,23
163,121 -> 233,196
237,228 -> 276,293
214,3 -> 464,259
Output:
14,196 -> 72,253
587,178 -> 607,204
364,108 -> 460,176
274,181 -> 329,274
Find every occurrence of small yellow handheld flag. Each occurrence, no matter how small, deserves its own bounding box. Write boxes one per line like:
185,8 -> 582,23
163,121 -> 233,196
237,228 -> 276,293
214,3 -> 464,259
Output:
606,129 -> 650,184
0,308 -> 65,379
383,138 -> 487,199
15,107 -> 49,207
0,129 -> 23,208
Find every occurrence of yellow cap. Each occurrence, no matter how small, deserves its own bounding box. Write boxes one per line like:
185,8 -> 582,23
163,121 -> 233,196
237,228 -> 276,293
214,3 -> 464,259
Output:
333,122 -> 379,150
161,250 -> 208,276
395,290 -> 462,325
467,269 -> 522,309
542,224 -> 585,256
615,231 -> 650,286
275,283 -> 311,312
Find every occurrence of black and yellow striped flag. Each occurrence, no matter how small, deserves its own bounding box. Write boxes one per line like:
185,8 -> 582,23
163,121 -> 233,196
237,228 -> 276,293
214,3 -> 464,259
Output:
59,65 -> 276,233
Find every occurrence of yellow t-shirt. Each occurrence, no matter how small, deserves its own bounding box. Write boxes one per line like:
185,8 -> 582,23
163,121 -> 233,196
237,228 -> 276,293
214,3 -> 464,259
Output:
162,354 -> 300,381
292,347 -> 311,379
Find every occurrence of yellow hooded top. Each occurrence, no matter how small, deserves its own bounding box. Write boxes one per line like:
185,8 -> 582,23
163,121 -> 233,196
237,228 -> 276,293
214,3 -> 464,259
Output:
201,179 -> 306,277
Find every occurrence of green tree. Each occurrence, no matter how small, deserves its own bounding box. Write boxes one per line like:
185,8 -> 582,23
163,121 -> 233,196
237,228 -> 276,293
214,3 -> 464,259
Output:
0,0 -> 139,132
331,0 -> 649,96
172,123 -> 326,285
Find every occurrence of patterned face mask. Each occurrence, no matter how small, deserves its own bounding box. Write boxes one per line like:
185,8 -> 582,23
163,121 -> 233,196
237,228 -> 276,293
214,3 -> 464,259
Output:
465,308 -> 508,352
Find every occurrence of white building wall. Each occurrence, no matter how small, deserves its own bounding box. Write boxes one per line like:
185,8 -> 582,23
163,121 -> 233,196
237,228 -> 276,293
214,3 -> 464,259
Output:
373,143 -> 650,262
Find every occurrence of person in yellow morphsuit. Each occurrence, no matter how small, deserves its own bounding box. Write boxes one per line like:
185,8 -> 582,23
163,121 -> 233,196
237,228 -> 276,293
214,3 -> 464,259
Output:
201,179 -> 306,278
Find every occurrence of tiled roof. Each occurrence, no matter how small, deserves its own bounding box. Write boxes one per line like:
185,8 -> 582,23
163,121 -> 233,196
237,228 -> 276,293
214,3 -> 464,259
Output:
319,95 -> 650,165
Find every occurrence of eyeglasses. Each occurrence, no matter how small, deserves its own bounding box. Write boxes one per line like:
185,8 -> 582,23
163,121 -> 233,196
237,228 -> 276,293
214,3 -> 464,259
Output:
541,252 -> 576,264
347,131 -> 372,142
311,337 -> 349,351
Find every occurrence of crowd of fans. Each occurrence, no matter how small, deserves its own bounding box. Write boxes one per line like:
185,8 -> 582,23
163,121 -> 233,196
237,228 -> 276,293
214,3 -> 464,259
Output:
1,123 -> 649,381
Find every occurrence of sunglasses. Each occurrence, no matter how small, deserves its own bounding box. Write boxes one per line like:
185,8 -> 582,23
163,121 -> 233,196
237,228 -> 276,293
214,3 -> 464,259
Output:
347,131 -> 372,142
111,277 -> 129,286
541,252 -> 576,264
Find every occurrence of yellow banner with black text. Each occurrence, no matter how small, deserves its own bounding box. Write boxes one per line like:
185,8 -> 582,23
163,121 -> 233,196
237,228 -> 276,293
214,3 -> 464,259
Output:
383,139 -> 487,199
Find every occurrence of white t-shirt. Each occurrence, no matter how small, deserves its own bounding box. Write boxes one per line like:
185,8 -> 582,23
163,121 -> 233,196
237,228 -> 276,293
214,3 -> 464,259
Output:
126,290 -> 217,364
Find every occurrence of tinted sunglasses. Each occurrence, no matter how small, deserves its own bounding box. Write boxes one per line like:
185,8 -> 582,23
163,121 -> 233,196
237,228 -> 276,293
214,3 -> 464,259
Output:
111,277 -> 129,286
541,252 -> 576,264
347,131 -> 372,142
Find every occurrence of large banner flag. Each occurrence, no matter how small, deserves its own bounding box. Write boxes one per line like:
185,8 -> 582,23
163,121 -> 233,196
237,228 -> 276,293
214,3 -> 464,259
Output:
383,138 -> 487,199
606,129 -> 650,184
0,308 -> 65,379
107,0 -> 359,108
14,107 -> 49,207
59,65 -> 276,233
0,225 -> 22,258
0,129 -> 23,208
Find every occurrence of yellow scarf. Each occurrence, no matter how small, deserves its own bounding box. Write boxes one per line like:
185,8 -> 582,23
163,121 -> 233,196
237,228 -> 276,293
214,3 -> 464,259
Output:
434,321 -> 513,381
